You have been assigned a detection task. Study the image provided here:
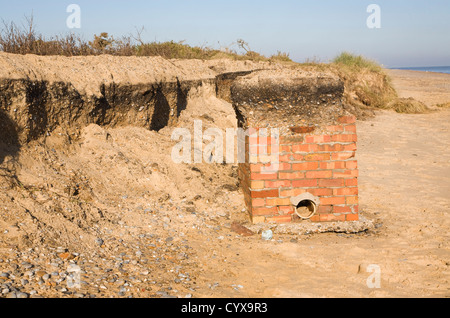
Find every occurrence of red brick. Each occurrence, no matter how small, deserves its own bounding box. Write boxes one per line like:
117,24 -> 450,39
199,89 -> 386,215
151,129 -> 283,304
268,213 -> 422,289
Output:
320,161 -> 346,170
278,205 -> 295,214
346,196 -> 359,205
292,179 -> 318,188
317,205 -> 333,214
252,162 -> 289,172
249,145 -> 279,155
343,143 -> 357,151
251,172 -> 278,180
252,207 -> 278,216
248,136 -> 279,146
262,136 -> 279,145
320,214 -> 346,222
346,213 -> 359,221
266,215 -> 292,223
291,154 -> 305,161
333,170 -> 358,179
250,164 -> 264,173
266,197 -> 291,206
278,154 -> 293,162
331,152 -> 356,160
309,188 -> 333,196
252,198 -> 266,207
338,116 -> 356,124
326,125 -> 344,132
280,145 -> 291,153
318,179 -> 345,187
304,153 -> 331,161
344,124 -> 357,133
250,189 -> 279,198
277,163 -> 292,171
333,187 -> 359,196
280,188 -> 306,197
346,161 -> 358,170
279,171 -> 305,180
292,162 -> 319,171
331,134 -> 357,143
250,180 -> 265,189
345,178 -> 358,187
248,136 -> 259,145
305,135 -> 331,144
333,206 -> 352,213
265,180 -> 292,188
318,144 -> 344,152
306,170 -> 332,179
320,196 -> 346,206
292,144 -> 317,153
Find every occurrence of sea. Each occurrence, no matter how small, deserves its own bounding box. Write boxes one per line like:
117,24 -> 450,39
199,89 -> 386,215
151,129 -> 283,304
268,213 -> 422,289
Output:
390,66 -> 450,74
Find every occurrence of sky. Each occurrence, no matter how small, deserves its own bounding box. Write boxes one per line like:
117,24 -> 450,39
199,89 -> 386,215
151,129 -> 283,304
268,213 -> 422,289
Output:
0,0 -> 449,67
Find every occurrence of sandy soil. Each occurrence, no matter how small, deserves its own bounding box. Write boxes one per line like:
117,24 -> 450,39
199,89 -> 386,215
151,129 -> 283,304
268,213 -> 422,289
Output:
190,70 -> 450,298
387,69 -> 450,106
0,67 -> 449,298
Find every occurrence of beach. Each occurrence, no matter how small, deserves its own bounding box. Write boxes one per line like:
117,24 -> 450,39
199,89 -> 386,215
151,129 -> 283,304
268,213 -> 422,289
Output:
0,62 -> 449,298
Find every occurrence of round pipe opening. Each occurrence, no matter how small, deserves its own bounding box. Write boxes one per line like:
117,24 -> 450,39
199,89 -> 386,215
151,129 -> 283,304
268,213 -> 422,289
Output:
295,199 -> 317,220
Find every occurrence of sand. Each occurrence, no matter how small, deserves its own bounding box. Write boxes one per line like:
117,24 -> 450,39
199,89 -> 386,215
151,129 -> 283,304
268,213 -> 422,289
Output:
0,61 -> 449,298
387,69 -> 450,106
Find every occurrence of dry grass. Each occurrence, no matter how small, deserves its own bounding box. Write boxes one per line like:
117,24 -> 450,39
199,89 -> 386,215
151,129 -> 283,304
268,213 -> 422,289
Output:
436,102 -> 450,108
0,16 -> 293,63
329,53 -> 399,114
387,97 -> 430,114
332,52 -> 383,73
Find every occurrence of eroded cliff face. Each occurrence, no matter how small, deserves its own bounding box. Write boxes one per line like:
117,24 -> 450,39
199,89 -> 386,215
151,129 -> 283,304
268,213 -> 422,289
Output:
0,53 -> 280,144
0,53 -> 282,251
0,52 -> 349,251
230,69 -> 346,132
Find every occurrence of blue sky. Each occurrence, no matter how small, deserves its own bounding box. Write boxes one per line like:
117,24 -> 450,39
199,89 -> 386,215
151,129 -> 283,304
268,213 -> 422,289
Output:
1,0 -> 449,67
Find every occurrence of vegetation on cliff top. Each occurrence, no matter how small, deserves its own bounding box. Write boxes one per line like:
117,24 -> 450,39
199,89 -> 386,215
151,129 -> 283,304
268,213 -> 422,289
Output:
0,17 -> 291,62
0,17 -> 429,115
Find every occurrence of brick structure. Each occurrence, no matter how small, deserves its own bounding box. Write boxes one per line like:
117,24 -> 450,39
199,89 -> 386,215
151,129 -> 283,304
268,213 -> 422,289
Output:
232,70 -> 359,224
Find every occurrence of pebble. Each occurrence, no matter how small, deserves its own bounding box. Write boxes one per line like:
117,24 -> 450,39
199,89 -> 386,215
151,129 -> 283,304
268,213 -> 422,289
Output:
261,230 -> 273,241
0,198 -> 236,299
22,263 -> 33,269
56,247 -> 67,254
16,292 -> 29,298
36,271 -> 46,278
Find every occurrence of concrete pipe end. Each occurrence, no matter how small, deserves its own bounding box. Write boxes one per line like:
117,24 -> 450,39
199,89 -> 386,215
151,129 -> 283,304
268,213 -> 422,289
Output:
290,193 -> 320,220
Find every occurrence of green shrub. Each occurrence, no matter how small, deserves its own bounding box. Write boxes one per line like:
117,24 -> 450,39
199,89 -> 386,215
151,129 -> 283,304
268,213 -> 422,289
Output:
333,52 -> 382,72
